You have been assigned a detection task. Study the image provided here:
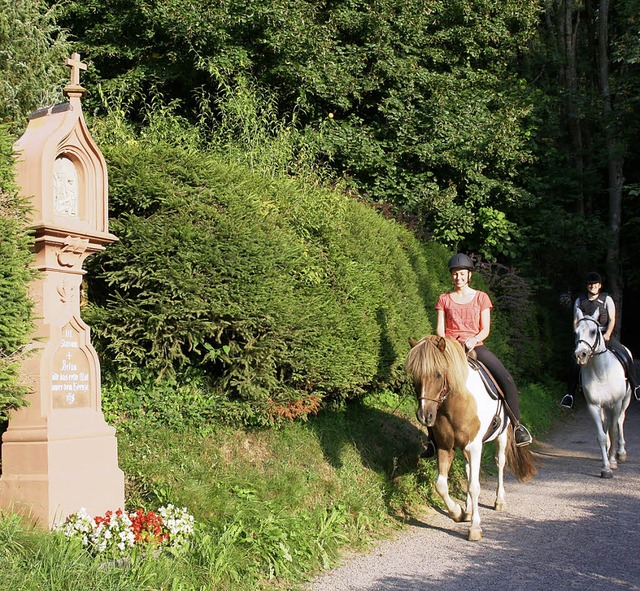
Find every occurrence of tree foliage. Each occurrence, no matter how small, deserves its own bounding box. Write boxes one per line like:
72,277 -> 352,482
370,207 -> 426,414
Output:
0,0 -> 70,130
54,0 -> 542,261
0,127 -> 35,420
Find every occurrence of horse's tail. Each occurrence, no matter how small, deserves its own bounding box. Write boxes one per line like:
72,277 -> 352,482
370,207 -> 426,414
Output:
505,427 -> 538,482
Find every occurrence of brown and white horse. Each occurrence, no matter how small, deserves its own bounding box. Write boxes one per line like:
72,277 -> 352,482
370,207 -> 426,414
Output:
406,335 -> 536,541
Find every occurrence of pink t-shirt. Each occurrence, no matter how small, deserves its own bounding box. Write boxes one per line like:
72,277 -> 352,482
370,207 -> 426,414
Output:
435,291 -> 493,345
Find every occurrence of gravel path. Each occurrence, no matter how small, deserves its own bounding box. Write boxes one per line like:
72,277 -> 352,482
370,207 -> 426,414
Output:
307,401 -> 640,591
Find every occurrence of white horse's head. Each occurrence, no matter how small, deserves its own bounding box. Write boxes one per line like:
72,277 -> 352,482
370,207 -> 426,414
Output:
574,307 -> 604,365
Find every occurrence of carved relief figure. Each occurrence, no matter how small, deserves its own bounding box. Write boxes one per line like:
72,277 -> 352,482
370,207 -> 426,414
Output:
53,156 -> 79,217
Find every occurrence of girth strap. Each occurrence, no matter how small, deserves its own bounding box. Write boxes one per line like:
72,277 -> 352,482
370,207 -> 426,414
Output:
482,407 -> 506,442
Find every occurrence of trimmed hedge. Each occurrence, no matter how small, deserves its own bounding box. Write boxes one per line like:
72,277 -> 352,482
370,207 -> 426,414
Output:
85,140 -> 451,425
0,126 -> 35,420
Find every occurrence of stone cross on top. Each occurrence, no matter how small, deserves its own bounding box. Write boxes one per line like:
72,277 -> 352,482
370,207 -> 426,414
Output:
64,52 -> 87,96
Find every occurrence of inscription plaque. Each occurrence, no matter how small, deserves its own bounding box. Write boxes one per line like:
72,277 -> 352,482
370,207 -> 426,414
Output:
51,324 -> 90,408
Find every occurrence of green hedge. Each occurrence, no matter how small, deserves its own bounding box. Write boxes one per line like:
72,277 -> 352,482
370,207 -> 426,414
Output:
0,126 -> 35,420
85,140 -> 452,425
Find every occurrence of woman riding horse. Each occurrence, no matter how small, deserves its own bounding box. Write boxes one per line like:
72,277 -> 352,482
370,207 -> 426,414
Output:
561,271 -> 640,409
428,254 -> 532,452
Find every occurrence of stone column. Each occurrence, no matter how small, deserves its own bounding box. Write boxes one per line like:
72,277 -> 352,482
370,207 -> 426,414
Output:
0,53 -> 125,528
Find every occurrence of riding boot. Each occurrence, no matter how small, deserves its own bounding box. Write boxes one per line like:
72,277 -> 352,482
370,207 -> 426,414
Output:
420,438 -> 437,460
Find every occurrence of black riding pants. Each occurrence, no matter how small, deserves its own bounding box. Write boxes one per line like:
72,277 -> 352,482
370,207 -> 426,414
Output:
474,345 -> 521,421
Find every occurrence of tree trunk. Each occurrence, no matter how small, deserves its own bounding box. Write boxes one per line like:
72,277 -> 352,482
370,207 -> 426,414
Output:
598,0 -> 624,337
563,0 -> 585,215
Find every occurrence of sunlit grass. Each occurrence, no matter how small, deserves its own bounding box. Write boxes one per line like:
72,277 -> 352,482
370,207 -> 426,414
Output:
1,383 -> 560,590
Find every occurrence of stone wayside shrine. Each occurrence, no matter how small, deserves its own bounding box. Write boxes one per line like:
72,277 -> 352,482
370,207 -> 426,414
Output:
0,54 -> 125,527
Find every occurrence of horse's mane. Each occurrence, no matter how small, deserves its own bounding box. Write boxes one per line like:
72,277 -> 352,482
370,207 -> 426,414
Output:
405,335 -> 469,394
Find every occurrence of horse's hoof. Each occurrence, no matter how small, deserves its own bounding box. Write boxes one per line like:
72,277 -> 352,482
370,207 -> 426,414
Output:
461,512 -> 472,522
600,469 -> 614,479
617,453 -> 628,463
468,529 -> 482,542
494,502 -> 506,512
450,505 -> 464,522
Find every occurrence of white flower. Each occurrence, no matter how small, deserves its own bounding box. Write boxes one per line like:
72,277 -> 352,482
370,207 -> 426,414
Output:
57,506 -> 195,556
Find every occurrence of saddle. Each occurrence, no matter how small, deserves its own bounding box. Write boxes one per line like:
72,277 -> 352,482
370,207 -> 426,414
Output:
608,345 -> 633,376
466,352 -> 506,441
467,353 -> 500,401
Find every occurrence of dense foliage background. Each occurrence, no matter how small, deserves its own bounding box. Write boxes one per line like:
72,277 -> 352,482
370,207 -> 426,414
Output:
4,0 -> 639,418
48,0 -> 640,294
0,3 -> 614,588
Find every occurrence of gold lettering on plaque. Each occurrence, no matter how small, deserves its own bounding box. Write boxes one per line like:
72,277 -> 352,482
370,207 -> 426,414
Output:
51,324 -> 91,408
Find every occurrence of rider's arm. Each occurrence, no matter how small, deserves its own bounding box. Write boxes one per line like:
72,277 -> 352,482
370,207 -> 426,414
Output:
465,307 -> 491,351
436,309 -> 446,338
603,296 -> 616,341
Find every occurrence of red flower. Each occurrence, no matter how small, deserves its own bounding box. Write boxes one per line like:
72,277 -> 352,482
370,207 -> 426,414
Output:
129,509 -> 169,546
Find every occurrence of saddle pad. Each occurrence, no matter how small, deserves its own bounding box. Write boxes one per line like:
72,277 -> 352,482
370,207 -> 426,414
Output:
467,357 -> 500,400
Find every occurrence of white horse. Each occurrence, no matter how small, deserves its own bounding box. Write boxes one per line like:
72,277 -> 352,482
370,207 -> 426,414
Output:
574,308 -> 631,478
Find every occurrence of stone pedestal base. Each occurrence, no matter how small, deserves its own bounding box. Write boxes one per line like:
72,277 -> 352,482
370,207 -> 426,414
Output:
0,409 -> 124,527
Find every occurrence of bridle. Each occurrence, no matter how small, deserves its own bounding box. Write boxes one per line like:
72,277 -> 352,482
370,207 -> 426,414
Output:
575,316 -> 607,358
417,374 -> 449,406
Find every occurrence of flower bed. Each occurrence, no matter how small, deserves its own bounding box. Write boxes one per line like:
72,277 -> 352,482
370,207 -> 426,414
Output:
56,505 -> 194,557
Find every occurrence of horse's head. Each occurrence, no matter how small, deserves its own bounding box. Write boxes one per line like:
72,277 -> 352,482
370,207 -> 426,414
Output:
574,308 -> 604,365
406,336 -> 468,427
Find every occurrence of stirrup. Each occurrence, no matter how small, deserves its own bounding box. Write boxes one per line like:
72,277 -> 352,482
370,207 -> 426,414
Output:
560,393 -> 574,409
634,385 -> 640,402
514,424 -> 532,447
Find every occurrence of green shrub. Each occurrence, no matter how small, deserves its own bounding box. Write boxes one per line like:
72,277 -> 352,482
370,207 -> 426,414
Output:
85,139 -> 441,425
0,125 -> 35,420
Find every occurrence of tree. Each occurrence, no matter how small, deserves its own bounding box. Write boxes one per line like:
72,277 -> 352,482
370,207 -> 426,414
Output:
54,0 -> 542,261
597,0 -> 624,329
0,0 -> 70,130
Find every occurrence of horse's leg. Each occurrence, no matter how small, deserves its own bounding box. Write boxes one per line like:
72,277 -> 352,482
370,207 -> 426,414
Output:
494,428 -> 508,511
434,448 -> 464,522
464,441 -> 483,541
462,459 -> 472,522
606,408 -> 619,471
616,391 -> 630,463
586,403 -> 613,478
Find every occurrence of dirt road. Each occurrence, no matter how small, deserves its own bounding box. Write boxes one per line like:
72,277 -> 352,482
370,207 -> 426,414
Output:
307,401 -> 640,591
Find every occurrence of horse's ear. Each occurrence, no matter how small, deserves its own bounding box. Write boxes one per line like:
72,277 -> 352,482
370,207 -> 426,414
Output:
575,307 -> 584,321
436,337 -> 446,352
408,338 -> 418,348
591,307 -> 600,321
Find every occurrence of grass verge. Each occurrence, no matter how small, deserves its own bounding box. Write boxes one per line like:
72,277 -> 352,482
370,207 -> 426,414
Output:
0,382 -> 560,590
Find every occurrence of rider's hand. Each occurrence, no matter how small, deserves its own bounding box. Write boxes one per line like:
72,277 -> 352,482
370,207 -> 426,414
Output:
464,337 -> 478,351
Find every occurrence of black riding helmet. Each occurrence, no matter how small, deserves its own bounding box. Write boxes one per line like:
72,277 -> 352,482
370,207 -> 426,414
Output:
448,253 -> 474,271
585,271 -> 602,284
